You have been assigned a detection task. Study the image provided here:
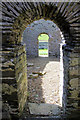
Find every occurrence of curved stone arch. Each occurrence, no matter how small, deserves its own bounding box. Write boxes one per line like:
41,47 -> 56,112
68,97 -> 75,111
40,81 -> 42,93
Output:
37,33 -> 50,40
1,1 -> 80,119
37,32 -> 50,43
2,2 -> 80,46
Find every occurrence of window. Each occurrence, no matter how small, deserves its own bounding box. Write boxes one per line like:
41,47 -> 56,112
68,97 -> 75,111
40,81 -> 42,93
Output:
38,33 -> 49,57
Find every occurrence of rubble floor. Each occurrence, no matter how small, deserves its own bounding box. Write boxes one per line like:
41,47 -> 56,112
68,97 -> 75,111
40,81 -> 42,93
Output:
26,56 -> 62,115
20,56 -> 63,119
27,56 -> 60,105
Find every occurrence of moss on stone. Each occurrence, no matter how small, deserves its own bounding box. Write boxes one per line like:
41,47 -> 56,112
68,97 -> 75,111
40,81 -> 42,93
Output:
2,83 -> 17,95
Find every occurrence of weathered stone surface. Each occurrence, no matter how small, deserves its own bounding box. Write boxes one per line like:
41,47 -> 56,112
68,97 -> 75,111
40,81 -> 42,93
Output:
2,69 -> 15,77
1,1 -> 80,119
3,61 -> 14,67
28,73 -> 38,79
69,58 -> 80,66
36,66 -> 40,69
32,71 -> 46,76
2,83 -> 17,95
69,66 -> 79,76
28,103 -> 61,115
23,19 -> 61,57
2,103 -> 11,120
63,46 -> 80,118
70,90 -> 78,98
2,44 -> 28,118
70,78 -> 78,89
38,71 -> 46,76
68,52 -> 80,58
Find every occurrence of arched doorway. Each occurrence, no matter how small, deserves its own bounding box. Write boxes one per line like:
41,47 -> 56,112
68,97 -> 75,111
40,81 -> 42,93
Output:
38,33 -> 49,57
22,20 -> 62,116
1,2 -> 80,119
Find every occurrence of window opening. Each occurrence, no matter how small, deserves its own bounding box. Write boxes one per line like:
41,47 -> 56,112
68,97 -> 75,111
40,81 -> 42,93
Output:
38,33 -> 49,57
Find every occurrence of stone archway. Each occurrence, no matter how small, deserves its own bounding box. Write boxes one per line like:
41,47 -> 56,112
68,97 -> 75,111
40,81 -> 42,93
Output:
1,1 -> 80,119
22,19 -> 61,57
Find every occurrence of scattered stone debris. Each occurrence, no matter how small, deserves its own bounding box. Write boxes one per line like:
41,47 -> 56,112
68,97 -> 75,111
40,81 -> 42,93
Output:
38,71 -> 46,76
2,83 -> 17,95
32,71 -> 46,76
27,57 -> 60,105
28,73 -> 38,79
27,63 -> 34,67
36,66 -> 40,69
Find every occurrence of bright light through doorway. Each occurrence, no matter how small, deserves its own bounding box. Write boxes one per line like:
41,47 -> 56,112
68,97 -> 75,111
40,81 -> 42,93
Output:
38,33 -> 49,57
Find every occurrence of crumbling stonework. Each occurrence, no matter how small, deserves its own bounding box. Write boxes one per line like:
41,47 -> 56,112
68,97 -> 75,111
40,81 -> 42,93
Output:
23,19 -> 61,57
1,44 -> 27,119
63,45 -> 80,118
1,1 -> 80,119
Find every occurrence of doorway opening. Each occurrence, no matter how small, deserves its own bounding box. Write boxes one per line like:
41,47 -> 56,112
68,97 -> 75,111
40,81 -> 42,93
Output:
22,19 -> 63,117
38,33 -> 49,57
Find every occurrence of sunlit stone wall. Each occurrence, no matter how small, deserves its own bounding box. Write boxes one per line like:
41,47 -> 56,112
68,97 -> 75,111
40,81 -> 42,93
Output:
23,19 -> 61,57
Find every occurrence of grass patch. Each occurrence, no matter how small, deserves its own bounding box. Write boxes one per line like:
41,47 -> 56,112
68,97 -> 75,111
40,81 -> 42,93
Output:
39,49 -> 48,55
38,34 -> 49,42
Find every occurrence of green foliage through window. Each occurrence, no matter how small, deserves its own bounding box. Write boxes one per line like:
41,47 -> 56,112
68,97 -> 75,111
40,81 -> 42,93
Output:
38,34 -> 49,56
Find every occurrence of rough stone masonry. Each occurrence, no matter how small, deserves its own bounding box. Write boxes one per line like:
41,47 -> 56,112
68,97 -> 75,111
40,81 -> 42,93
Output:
1,1 -> 80,119
23,19 -> 61,57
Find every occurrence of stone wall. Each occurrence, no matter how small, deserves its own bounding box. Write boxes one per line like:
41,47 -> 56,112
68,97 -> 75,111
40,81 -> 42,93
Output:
1,44 -> 27,119
22,19 -> 61,57
62,45 -> 80,118
1,1 -> 80,119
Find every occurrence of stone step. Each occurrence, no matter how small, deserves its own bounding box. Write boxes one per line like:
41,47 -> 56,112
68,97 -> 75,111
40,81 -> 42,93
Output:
28,103 -> 61,116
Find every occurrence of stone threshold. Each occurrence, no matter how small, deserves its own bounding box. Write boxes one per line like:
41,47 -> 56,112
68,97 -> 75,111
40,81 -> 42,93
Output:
28,103 -> 62,116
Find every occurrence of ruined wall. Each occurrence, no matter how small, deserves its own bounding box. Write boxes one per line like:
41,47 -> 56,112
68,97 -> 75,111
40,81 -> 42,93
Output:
62,45 -> 80,118
1,1 -> 80,119
1,44 -> 27,119
23,19 -> 61,57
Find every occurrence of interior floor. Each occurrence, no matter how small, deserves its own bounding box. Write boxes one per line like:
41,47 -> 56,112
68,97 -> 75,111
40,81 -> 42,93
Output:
26,56 -> 62,116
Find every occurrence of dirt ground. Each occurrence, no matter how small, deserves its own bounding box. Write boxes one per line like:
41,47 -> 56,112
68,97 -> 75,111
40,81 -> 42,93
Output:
27,56 -> 60,106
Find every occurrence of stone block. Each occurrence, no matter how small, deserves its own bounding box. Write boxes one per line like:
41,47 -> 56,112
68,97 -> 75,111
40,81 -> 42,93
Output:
69,66 -> 80,76
2,103 -> 11,120
2,69 -> 15,77
27,63 -> 34,67
2,83 -> 17,95
72,103 -> 78,108
68,52 -> 80,58
15,63 -> 27,75
28,103 -> 61,115
16,66 -> 27,81
3,61 -> 14,67
69,58 -> 80,66
70,78 -> 78,89
32,71 -> 46,76
28,73 -> 38,79
17,73 -> 27,90
15,58 -> 26,69
1,77 -> 16,85
70,90 -> 78,98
